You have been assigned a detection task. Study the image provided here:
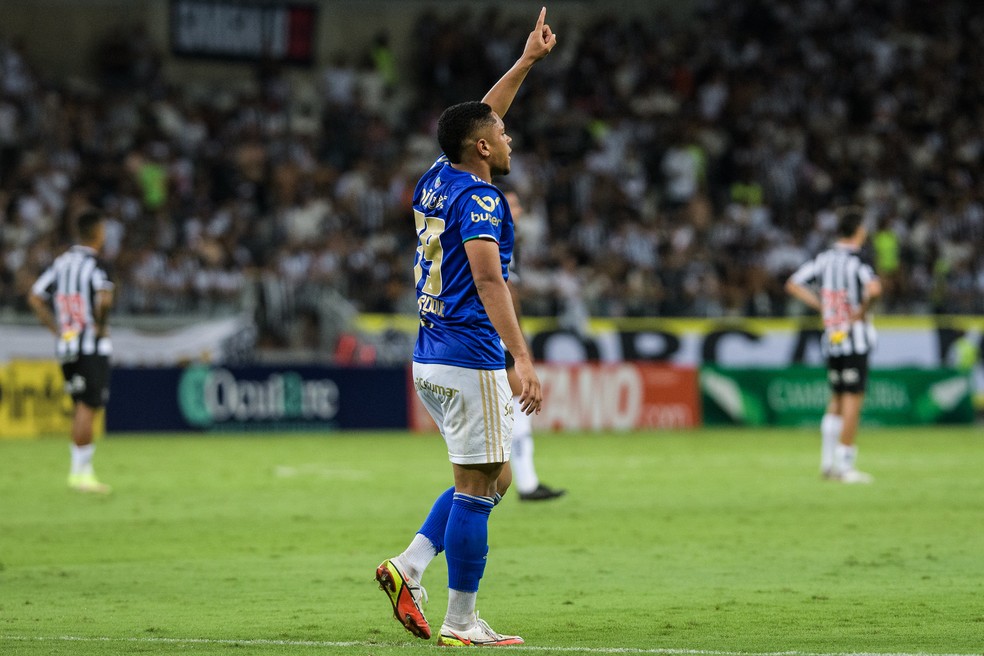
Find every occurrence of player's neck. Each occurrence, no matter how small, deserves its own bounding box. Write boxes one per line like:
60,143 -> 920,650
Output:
449,161 -> 491,184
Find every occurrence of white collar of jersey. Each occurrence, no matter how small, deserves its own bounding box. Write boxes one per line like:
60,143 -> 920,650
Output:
72,244 -> 98,255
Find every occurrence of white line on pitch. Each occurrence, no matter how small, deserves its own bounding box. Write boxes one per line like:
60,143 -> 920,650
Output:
0,635 -> 975,656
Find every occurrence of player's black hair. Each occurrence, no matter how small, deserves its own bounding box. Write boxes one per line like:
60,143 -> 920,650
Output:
437,101 -> 497,164
836,206 -> 865,238
77,210 -> 104,242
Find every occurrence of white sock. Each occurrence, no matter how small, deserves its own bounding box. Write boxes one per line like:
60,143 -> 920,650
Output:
834,444 -> 857,473
70,443 -> 95,475
396,534 -> 438,583
510,396 -> 539,494
445,589 -> 478,630
820,414 -> 843,473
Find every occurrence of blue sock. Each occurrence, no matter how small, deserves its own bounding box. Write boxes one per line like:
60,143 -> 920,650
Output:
418,486 -> 455,554
445,493 -> 494,593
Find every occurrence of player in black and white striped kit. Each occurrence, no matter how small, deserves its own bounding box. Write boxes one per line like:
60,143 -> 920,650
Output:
786,207 -> 883,484
28,210 -> 114,493
502,189 -> 565,501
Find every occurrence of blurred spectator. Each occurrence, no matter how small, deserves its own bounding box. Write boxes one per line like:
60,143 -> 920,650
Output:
3,0 -> 984,342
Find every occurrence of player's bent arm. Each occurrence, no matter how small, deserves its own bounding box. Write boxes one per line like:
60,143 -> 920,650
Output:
784,278 -> 822,313
27,292 -> 59,336
94,289 -> 114,337
854,278 -> 883,320
865,278 -> 883,301
466,239 -> 531,361
465,239 -> 542,413
481,7 -> 556,118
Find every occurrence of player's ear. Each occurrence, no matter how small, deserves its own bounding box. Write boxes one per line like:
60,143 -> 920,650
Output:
475,138 -> 490,158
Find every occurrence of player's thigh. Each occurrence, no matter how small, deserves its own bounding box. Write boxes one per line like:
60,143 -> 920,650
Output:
830,354 -> 868,395
65,355 -> 111,408
412,362 -> 514,465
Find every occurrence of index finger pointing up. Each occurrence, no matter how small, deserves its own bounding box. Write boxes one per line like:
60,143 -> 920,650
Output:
536,6 -> 546,30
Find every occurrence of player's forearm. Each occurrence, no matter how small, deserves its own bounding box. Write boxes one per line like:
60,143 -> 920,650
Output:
484,8 -> 555,119
851,280 -> 882,320
28,295 -> 59,335
864,279 -> 883,303
93,291 -> 113,337
476,278 -> 531,360
482,58 -> 535,119
93,306 -> 109,337
785,280 -> 821,312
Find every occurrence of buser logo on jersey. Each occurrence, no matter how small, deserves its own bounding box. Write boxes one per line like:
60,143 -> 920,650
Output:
471,194 -> 499,212
470,211 -> 500,226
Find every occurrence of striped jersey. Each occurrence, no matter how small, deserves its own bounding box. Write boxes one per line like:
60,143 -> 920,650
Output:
31,245 -> 114,360
789,243 -> 878,357
412,155 -> 514,369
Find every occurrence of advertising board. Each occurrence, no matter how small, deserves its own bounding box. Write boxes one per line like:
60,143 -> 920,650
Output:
107,364 -> 408,432
410,363 -> 700,433
0,360 -> 103,439
701,366 -> 974,426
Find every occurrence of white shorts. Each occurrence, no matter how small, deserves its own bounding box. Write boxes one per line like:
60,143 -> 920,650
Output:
412,362 -> 514,465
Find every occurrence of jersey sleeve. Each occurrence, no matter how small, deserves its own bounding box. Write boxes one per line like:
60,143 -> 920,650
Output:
789,259 -> 816,285
458,186 -> 506,244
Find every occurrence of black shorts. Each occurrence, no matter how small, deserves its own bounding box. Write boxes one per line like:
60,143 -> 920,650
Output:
826,353 -> 869,395
61,354 -> 111,408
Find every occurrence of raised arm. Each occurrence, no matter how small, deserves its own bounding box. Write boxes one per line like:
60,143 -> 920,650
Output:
482,6 -> 557,119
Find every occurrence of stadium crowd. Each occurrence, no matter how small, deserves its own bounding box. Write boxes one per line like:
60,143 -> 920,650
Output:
1,0 -> 983,349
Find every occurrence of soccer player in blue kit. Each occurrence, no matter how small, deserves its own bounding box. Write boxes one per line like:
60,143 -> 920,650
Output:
375,7 -> 556,647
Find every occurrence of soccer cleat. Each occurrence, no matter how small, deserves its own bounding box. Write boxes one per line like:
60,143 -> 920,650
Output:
437,613 -> 524,647
376,559 -> 430,639
68,472 -> 111,494
518,484 -> 566,501
836,469 -> 874,484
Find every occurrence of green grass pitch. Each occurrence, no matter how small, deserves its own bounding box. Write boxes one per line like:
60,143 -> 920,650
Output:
1,426 -> 982,655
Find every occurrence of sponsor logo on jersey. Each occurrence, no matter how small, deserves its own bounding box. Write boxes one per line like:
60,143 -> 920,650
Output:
420,188 -> 447,211
417,294 -> 446,318
470,211 -> 501,226
471,194 -> 499,212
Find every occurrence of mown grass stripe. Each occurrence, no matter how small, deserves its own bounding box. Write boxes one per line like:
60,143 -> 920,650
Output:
0,635 -> 974,656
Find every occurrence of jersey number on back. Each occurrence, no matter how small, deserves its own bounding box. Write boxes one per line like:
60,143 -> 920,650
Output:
414,209 -> 446,295
55,292 -> 85,337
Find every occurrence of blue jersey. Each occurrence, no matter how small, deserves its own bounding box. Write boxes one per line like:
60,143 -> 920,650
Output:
412,156 -> 514,369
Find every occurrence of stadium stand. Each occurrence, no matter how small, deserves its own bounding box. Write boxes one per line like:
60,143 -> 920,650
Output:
1,0 -> 982,354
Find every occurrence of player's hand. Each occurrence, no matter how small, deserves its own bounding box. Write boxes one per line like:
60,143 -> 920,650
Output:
513,356 -> 543,415
522,7 -> 557,63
